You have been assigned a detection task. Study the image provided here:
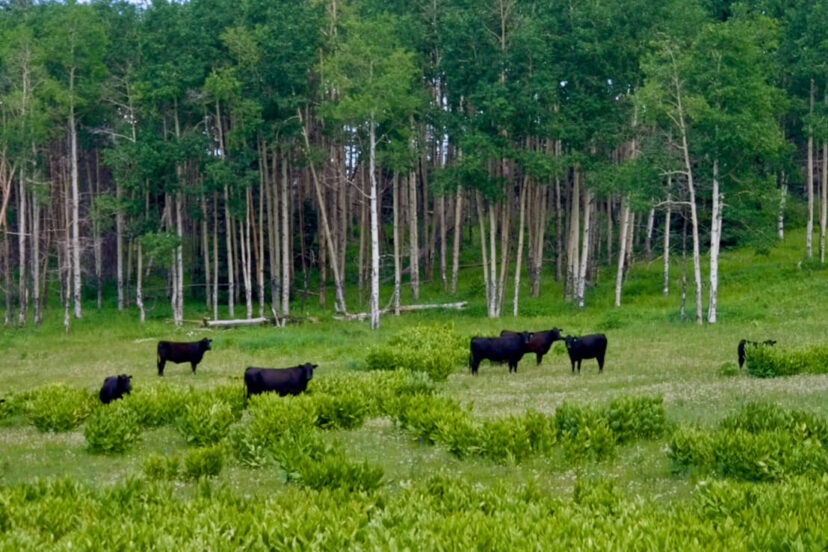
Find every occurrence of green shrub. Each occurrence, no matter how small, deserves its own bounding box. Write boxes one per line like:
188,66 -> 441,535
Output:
182,445 -> 224,480
294,446 -> 384,492
142,453 -> 181,481
573,475 -> 620,515
668,426 -> 715,474
176,397 -> 236,446
29,384 -> 95,432
560,416 -> 617,463
478,416 -> 533,464
604,395 -> 666,443
747,343 -> 828,378
365,323 -> 466,382
84,401 -> 141,454
313,393 -> 369,430
392,394 -> 465,445
720,402 -> 828,445
523,409 -> 557,455
713,429 -> 789,481
435,409 -> 480,459
228,393 -> 318,467
124,384 -> 190,428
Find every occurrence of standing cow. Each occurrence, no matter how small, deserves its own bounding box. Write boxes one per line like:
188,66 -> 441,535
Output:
564,334 -> 608,373
501,327 -> 563,366
469,332 -> 533,375
157,338 -> 212,376
100,374 -> 132,404
244,363 -> 318,400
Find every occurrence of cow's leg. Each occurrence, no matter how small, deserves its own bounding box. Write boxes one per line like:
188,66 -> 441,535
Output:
536,353 -> 542,366
597,354 -> 604,372
191,362 -> 197,374
158,359 -> 165,376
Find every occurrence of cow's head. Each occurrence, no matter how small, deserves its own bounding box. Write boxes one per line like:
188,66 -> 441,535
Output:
564,335 -> 577,349
302,363 -> 318,380
550,328 -> 563,341
117,374 -> 133,392
201,338 -> 213,351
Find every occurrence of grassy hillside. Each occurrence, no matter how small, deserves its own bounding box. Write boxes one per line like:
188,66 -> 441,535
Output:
0,230 -> 826,548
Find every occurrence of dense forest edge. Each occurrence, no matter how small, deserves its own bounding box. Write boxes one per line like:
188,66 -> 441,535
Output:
1,0 -> 827,332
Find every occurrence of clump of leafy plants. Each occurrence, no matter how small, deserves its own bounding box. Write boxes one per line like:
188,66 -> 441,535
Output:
28,384 -> 95,433
365,323 -> 466,381
84,401 -> 141,454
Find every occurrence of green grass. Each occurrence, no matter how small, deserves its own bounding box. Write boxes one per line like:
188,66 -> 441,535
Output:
0,229 -> 826,547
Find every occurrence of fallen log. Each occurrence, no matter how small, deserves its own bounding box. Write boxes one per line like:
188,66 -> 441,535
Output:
202,316 -> 272,328
333,301 -> 467,321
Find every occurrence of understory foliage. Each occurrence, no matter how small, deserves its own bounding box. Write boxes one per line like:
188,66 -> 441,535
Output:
745,343 -> 828,378
27,384 -> 96,433
668,402 -> 828,480
365,323 -> 467,381
0,473 -> 825,550
84,401 -> 141,454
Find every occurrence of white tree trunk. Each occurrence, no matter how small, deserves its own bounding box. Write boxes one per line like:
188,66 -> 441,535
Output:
708,159 -> 722,324
174,192 -> 184,325
408,167 -> 420,300
136,241 -> 145,323
475,192 -> 491,313
212,194 -> 219,320
369,117 -> 381,330
614,196 -> 630,307
450,184 -> 463,294
17,165 -> 27,325
513,180 -> 528,316
224,185 -> 235,318
393,172 -> 401,315
281,157 -> 291,315
565,172 -> 580,301
644,206 -> 655,259
70,105 -> 82,319
806,79 -> 814,258
488,200 -> 499,317
663,194 -> 672,296
820,134 -> 827,263
778,175 -> 787,240
116,181 -> 124,310
576,188 -> 592,308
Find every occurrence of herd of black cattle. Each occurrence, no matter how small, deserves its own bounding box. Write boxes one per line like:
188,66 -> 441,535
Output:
92,331 -> 775,406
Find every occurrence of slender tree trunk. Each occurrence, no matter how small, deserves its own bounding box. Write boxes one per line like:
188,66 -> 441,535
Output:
298,107 -> 347,313
565,170 -> 580,301
223,185 -> 235,318
202,194 -> 211,311
778,173 -> 787,240
392,172 -> 401,315
369,117 -> 380,330
69,99 -> 82,319
555,173 -> 563,282
17,165 -> 27,324
212,193 -> 219,320
614,196 -> 630,307
408,167 -> 420,300
806,79 -> 815,258
663,192 -> 672,296
708,159 -> 722,324
32,182 -> 41,325
136,241 -> 145,323
450,184 -> 463,294
820,123 -> 827,263
644,206 -> 655,260
576,187 -> 592,308
281,153 -> 291,316
439,193 -> 447,291
512,178 -> 528,316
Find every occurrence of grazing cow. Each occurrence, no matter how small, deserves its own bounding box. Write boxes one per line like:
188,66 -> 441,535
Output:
564,334 -> 608,373
157,338 -> 212,376
469,332 -> 533,375
99,374 -> 132,404
737,339 -> 776,368
501,327 -> 563,365
244,363 -> 318,400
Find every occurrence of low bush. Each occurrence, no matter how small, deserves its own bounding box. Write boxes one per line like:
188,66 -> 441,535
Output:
555,402 -> 617,463
28,384 -> 95,432
746,343 -> 828,378
176,398 -> 236,447
604,395 -> 666,443
668,426 -> 715,474
182,445 -> 225,480
720,402 -> 828,445
313,393 -> 369,430
478,416 -> 533,464
84,401 -> 141,454
294,446 -> 384,492
142,453 -> 181,481
124,384 -> 190,428
364,323 -> 466,382
392,394 -> 465,445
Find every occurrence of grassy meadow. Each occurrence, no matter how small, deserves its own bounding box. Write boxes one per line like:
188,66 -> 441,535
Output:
0,230 -> 827,548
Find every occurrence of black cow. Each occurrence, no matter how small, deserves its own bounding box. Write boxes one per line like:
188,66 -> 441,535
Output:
737,339 -> 776,368
99,374 -> 132,404
157,338 -> 212,376
469,332 -> 533,375
244,363 -> 318,400
564,334 -> 608,373
501,327 -> 563,366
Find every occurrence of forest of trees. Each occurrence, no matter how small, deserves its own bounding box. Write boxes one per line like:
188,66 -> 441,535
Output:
1,0 -> 827,330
